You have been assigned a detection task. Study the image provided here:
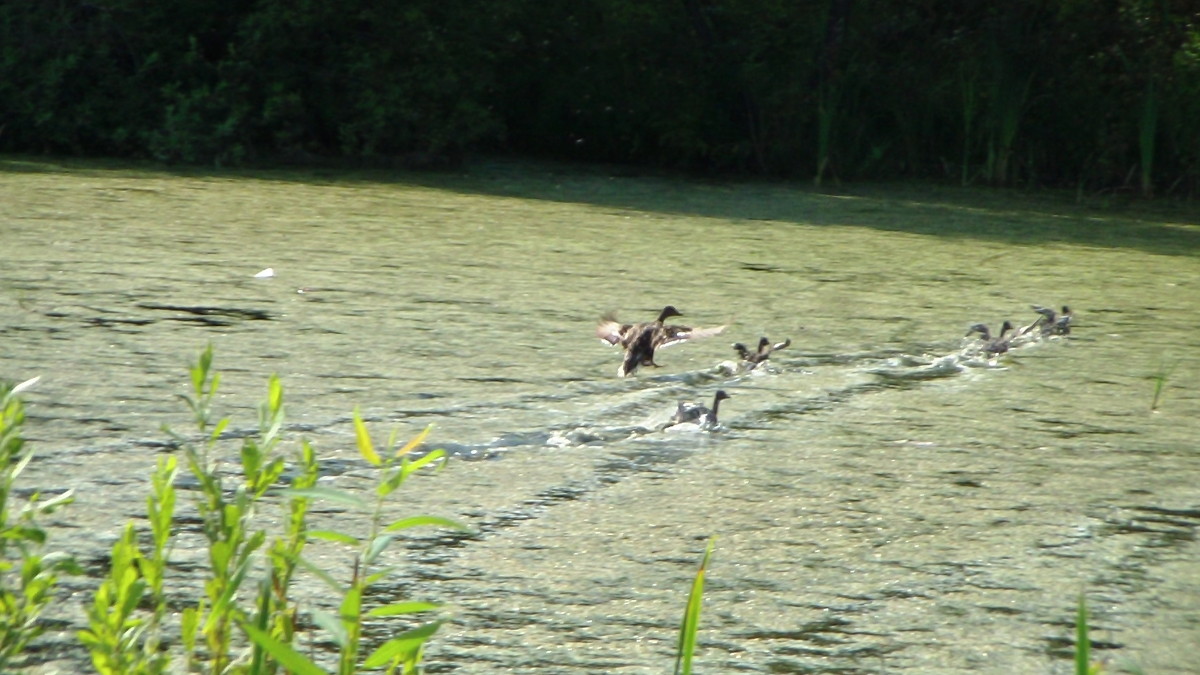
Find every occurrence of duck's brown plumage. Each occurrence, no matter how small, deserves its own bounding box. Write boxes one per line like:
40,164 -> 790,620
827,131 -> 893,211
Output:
597,306 -> 726,377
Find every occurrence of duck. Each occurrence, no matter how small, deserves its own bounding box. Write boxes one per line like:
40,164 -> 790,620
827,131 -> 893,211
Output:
669,390 -> 730,428
733,336 -> 791,368
965,320 -> 1015,354
596,306 -> 726,377
1021,305 -> 1073,337
1051,305 -> 1073,335
1020,306 -> 1054,336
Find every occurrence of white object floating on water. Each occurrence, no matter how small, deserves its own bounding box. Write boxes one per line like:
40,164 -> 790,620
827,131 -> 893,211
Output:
253,267 -> 275,278
11,376 -> 42,396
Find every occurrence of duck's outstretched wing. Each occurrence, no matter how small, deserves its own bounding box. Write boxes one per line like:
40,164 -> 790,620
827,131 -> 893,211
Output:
767,338 -> 791,353
1019,306 -> 1055,336
596,314 -> 637,346
655,323 -> 727,349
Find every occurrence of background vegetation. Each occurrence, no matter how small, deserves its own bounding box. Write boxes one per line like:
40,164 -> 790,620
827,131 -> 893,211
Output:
2,0 -> 1198,195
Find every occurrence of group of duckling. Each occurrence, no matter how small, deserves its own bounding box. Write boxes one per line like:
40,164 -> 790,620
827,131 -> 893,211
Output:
596,305 -> 791,431
597,303 -> 1075,431
964,304 -> 1073,356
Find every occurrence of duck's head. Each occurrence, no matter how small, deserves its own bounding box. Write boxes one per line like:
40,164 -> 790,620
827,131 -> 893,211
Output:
966,323 -> 989,337
657,305 -> 683,322
1061,305 -> 1071,315
1000,320 -> 1015,335
714,390 -> 731,403
757,336 -> 771,351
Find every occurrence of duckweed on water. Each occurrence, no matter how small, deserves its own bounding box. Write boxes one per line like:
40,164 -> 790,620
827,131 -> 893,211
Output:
1,353 -> 722,673
0,348 -> 1149,673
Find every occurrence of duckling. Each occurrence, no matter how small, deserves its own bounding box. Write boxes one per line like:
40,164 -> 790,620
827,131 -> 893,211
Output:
731,340 -> 760,362
596,306 -> 726,377
1051,305 -> 1073,335
1021,305 -> 1072,337
670,390 -> 730,428
733,336 -> 791,368
1020,305 -> 1055,336
966,320 -> 1015,354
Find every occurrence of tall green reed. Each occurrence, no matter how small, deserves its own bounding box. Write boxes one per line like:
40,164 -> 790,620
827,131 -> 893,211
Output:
1075,593 -> 1105,675
1139,79 -> 1158,198
1149,357 -> 1176,412
245,412 -> 468,674
79,345 -> 300,674
979,18 -> 1035,187
983,69 -> 1032,185
674,538 -> 714,675
77,454 -> 178,675
814,82 -> 839,187
959,60 -> 980,186
0,377 -> 80,670
78,521 -> 170,674
75,345 -> 465,674
175,348 -> 288,673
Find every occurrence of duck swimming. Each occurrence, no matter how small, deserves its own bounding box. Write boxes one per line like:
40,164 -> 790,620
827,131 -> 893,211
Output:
1049,305 -> 1073,335
596,306 -> 726,377
1032,303 -> 1070,333
733,336 -> 791,368
966,320 -> 1015,354
669,390 -> 730,428
1021,305 -> 1073,337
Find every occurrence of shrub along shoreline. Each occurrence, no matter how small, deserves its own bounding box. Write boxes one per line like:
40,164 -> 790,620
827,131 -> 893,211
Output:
2,2 -> 1198,195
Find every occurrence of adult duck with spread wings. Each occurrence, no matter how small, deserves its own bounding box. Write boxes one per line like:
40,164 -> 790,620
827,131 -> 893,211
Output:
596,305 -> 726,377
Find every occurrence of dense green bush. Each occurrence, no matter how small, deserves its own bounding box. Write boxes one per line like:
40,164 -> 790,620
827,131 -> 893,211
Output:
1,0 -> 1198,193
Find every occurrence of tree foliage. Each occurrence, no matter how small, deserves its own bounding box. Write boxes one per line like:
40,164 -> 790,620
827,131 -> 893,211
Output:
1,0 -> 1198,193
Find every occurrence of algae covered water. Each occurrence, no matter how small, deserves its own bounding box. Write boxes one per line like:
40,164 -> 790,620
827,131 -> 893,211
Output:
2,158 -> 1198,672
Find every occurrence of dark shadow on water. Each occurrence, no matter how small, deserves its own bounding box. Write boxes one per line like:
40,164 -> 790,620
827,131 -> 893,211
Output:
3,155 -> 1199,257
430,159 -> 1200,258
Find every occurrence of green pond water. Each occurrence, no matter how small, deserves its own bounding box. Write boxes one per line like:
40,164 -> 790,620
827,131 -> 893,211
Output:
1,158 -> 1198,673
